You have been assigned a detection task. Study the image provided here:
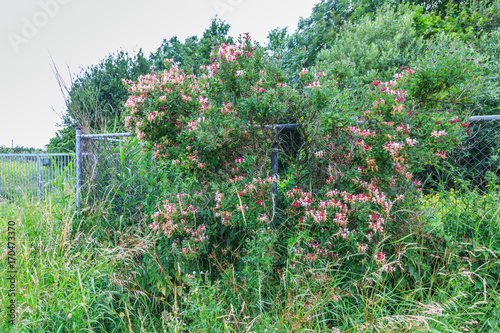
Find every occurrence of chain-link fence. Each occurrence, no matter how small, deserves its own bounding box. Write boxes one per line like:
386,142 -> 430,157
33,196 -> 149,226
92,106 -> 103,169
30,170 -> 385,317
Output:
75,126 -> 303,215
420,115 -> 500,191
76,129 -> 158,223
74,116 -> 500,224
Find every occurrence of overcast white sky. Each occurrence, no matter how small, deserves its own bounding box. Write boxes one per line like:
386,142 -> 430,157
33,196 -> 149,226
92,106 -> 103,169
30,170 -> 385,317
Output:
0,0 -> 319,149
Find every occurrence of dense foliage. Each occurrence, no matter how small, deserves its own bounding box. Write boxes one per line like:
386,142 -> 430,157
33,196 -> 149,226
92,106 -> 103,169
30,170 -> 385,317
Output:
121,30 -> 480,316
46,20 -> 235,152
30,0 -> 500,331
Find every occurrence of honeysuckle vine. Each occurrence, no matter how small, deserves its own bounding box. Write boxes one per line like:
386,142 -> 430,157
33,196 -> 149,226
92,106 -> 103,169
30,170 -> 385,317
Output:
123,37 -> 469,276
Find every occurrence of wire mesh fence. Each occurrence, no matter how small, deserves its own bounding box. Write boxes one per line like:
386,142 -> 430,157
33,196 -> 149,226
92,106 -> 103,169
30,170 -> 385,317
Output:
76,126 -> 299,216
75,116 -> 500,211
2,114 -> 497,212
420,115 -> 500,192
0,153 -> 74,202
76,129 -> 157,222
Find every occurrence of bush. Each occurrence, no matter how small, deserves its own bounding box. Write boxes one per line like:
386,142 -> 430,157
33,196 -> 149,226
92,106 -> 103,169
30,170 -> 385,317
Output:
121,34 -> 475,317
123,36 -> 329,308
316,3 -> 424,88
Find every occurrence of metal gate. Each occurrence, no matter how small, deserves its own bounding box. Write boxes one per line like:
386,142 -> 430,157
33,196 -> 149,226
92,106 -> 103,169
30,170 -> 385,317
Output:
0,153 -> 74,202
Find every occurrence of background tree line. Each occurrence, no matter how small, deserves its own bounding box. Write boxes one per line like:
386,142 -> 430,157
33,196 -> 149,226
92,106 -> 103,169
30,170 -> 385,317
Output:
46,0 -> 500,152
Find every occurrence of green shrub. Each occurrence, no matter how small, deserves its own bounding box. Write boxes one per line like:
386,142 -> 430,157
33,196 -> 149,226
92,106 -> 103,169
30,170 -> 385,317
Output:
121,35 -> 475,319
316,3 -> 424,88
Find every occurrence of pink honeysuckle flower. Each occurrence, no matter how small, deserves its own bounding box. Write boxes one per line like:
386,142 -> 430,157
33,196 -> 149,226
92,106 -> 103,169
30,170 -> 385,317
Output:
436,151 -> 447,159
339,227 -> 351,240
406,138 -> 418,146
384,141 -> 404,152
395,123 -> 408,132
314,150 -> 325,158
357,243 -> 368,252
126,96 -> 137,108
257,214 -> 269,223
375,249 -> 386,264
381,264 -> 395,272
147,112 -> 156,122
307,81 -> 321,88
431,130 -> 447,137
124,116 -> 131,129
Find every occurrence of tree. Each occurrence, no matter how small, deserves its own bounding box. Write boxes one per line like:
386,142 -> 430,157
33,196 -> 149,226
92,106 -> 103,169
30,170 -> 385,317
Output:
266,0 -> 400,75
149,18 -> 234,73
47,19 -> 235,152
316,3 -> 423,88
46,50 -> 151,152
67,49 -> 151,130
46,127 -> 75,153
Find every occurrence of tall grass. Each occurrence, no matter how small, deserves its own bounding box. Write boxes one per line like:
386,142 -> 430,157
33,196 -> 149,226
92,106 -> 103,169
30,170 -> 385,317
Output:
1,161 -> 499,332
0,188 -> 164,332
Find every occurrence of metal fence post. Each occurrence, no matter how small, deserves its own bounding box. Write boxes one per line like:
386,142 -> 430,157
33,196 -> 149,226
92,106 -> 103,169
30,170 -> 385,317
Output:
75,127 -> 82,208
271,128 -> 279,214
36,155 -> 41,203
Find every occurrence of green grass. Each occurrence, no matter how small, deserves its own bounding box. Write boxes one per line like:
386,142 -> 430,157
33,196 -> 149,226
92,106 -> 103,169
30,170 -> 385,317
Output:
0,183 -> 499,332
422,183 -> 500,249
0,191 -> 163,332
